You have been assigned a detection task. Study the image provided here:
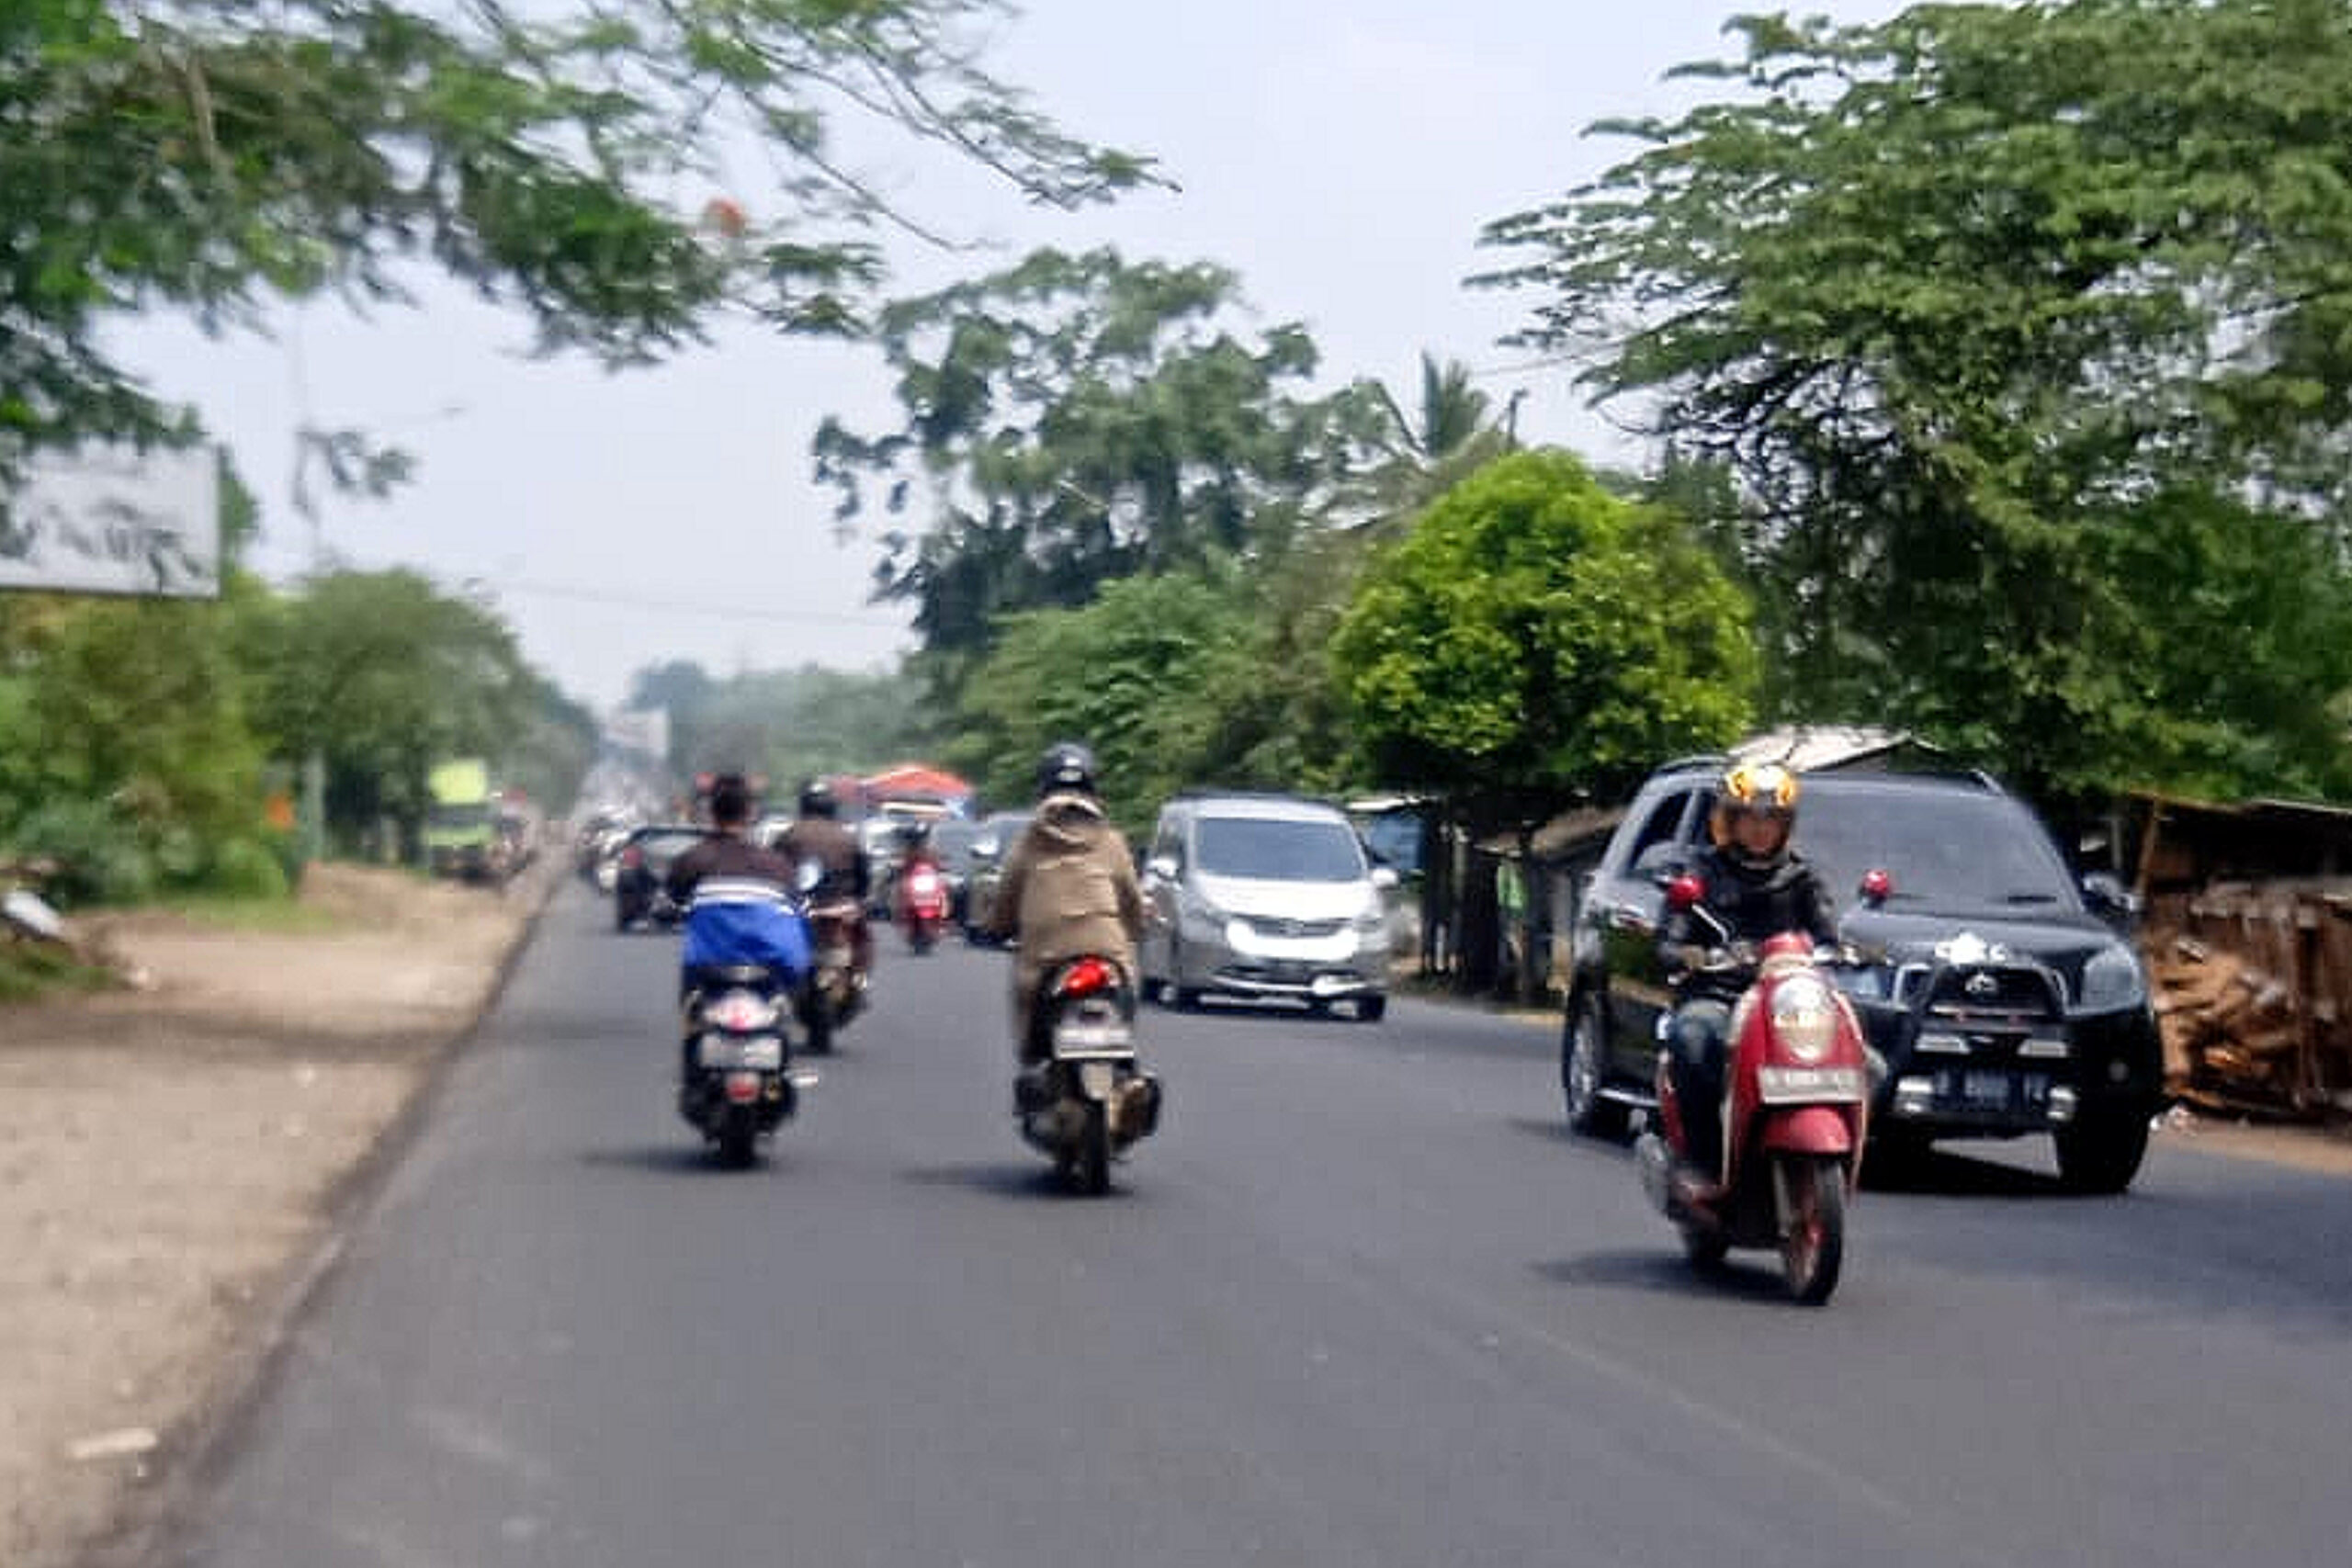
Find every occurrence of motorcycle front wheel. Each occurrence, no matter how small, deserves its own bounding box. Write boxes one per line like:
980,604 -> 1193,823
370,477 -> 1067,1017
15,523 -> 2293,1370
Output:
1779,1154 -> 1846,1305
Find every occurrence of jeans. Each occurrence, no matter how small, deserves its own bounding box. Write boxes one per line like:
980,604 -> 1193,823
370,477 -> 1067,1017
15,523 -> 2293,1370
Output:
1666,998 -> 1733,1177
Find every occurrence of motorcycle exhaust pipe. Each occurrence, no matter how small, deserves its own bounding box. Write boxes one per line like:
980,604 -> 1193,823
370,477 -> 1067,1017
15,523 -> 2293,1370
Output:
1634,1133 -> 1677,1216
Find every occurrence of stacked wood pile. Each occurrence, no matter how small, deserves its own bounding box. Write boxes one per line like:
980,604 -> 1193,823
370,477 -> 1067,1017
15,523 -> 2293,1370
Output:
2145,880 -> 2352,1120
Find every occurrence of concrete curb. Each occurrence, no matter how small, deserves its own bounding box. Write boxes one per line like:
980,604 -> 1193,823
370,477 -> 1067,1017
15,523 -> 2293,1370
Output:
79,859 -> 566,1568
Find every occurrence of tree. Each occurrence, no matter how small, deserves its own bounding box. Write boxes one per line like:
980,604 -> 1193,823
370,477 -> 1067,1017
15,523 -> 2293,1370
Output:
1478,1 -> 2352,801
1,0 -> 1158,491
240,570 -> 539,850
626,657 -> 936,791
812,247 -> 1390,680
1330,449 -> 1757,819
949,567 -> 1269,833
1359,353 -> 1513,532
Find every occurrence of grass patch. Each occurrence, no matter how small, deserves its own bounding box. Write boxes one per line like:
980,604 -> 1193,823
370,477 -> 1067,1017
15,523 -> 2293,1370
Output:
155,894 -> 348,935
0,942 -> 118,1004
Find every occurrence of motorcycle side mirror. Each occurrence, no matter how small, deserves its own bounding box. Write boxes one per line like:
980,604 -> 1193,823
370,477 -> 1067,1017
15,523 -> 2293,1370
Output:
795,858 -> 823,897
1147,854 -> 1179,882
1860,868 -> 1894,907
971,835 -> 1001,862
1665,874 -> 1704,912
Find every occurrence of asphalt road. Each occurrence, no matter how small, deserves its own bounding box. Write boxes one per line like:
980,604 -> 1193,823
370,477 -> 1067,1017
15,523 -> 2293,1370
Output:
162,883 -> 2352,1568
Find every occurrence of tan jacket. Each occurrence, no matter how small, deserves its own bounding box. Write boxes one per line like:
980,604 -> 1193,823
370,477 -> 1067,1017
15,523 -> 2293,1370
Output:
988,793 -> 1144,968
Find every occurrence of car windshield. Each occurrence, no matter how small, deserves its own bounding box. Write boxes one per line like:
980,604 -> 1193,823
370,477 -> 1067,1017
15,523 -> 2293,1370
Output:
1195,817 -> 1365,882
1358,811 -> 1424,876
1794,786 -> 2081,914
636,831 -> 704,863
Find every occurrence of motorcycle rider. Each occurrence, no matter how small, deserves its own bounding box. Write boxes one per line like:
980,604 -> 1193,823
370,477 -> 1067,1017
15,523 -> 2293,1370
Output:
663,773 -> 812,1071
779,777 -> 873,976
1658,761 -> 1840,1185
985,741 -> 1146,1069
894,819 -> 946,927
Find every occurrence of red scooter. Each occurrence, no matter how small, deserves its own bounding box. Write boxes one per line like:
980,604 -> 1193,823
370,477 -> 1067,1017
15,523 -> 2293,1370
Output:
1634,879 -> 1871,1305
896,854 -> 949,954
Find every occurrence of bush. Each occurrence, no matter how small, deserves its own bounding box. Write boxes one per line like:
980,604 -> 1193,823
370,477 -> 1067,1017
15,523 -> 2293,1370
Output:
204,836 -> 291,900
8,799 -> 155,907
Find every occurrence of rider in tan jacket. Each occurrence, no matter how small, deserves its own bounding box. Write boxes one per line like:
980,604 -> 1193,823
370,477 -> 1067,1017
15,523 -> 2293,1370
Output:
986,742 -> 1145,1061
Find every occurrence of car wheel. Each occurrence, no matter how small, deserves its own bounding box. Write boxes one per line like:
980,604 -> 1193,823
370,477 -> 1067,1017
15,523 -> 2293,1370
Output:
1167,937 -> 1200,1010
1356,995 -> 1386,1023
1563,992 -> 1627,1137
2054,1105 -> 2150,1194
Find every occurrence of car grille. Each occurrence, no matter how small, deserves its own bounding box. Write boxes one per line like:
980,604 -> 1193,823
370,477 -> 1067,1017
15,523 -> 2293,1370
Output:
1242,916 -> 1348,940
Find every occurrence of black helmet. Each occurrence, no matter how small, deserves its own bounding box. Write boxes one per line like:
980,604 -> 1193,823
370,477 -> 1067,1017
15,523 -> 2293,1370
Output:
798,777 -> 838,818
1036,741 -> 1099,801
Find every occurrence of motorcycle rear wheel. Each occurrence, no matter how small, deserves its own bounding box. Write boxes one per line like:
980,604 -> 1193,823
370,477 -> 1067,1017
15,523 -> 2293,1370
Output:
1075,1103 -> 1112,1196
1779,1155 -> 1846,1305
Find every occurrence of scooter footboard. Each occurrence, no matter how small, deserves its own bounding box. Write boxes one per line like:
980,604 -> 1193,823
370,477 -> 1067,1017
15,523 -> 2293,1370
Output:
1758,1105 -> 1855,1156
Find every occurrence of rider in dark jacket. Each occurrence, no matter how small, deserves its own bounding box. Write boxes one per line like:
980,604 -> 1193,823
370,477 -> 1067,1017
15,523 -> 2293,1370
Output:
776,777 -> 872,975
665,774 -> 812,996
1659,761 -> 1839,1183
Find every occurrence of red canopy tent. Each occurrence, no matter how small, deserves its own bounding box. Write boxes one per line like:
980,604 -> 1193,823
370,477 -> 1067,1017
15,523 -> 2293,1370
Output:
860,763 -> 975,814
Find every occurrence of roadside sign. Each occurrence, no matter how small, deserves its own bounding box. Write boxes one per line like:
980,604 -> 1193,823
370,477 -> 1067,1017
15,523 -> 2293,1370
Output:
0,445 -> 220,598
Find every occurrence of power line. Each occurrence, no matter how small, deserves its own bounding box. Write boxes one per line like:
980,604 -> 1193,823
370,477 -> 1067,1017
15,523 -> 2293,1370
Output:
483,574 -> 909,628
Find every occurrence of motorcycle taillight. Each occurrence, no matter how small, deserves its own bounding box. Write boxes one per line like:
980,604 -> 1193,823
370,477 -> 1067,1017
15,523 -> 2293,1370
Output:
1057,956 -> 1115,998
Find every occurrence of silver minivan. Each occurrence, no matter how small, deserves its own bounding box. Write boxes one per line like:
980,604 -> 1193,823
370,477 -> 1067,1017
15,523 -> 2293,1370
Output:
1137,793 -> 1396,1021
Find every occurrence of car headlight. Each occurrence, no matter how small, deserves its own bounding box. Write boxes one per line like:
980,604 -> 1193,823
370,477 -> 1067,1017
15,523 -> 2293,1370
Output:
2076,945 -> 2147,1010
1770,974 -> 1838,1064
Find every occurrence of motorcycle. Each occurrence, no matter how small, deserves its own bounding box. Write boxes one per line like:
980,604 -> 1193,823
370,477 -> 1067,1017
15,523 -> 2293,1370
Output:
678,963 -> 819,1167
1016,956 -> 1163,1195
1634,879 -> 1870,1304
797,892 -> 869,1055
896,856 -> 950,954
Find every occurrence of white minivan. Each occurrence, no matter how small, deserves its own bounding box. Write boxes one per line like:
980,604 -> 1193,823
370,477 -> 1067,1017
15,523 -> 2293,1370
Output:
1136,793 -> 1396,1021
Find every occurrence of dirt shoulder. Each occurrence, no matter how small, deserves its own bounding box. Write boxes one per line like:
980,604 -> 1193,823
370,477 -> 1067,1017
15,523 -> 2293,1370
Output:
0,860 -> 554,1568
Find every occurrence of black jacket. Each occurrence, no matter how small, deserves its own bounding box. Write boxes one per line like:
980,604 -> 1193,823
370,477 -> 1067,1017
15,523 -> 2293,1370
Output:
1660,843 -> 1839,991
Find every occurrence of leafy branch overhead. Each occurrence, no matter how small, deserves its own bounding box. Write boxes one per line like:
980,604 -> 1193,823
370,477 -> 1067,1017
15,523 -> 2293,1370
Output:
0,0 -> 1161,479
1476,0 -> 2352,801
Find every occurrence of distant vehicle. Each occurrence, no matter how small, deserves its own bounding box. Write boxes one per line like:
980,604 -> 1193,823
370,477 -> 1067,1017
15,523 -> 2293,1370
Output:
960,811 -> 1032,944
613,825 -> 707,932
1561,760 -> 2161,1192
424,758 -> 503,883
1137,793 -> 1396,1021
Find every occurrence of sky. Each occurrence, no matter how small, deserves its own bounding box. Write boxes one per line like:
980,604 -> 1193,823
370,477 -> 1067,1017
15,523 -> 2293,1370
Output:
118,2 -> 1891,716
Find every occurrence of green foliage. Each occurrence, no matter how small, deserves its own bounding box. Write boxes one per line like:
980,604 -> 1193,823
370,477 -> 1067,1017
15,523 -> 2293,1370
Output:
0,938 -> 115,1004
2,0 -> 1157,488
948,567 -> 1267,832
1479,0 -> 2352,800
1330,450 -> 1757,818
238,570 -> 539,847
628,659 -> 936,792
813,247 -> 1391,674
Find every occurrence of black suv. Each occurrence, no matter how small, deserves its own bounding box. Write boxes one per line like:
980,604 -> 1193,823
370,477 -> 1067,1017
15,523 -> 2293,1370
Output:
1560,761 -> 2161,1192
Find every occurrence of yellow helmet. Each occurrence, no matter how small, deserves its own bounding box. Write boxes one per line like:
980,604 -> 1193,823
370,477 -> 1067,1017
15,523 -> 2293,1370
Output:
1710,761 -> 1799,851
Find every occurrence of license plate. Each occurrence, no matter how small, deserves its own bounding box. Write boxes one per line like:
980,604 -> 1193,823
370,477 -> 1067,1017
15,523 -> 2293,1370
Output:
1054,1022 -> 1133,1051
1961,1069 -> 2012,1107
701,1035 -> 783,1071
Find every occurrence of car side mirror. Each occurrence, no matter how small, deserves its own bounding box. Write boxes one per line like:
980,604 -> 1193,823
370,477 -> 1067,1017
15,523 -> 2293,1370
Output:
1147,854 -> 1179,882
1665,874 -> 1704,912
1370,866 -> 1399,892
2081,872 -> 2142,924
1632,842 -> 1686,886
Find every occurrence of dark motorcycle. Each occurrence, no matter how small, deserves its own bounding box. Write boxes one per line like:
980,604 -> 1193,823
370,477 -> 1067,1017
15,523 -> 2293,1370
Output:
1015,956 -> 1163,1194
679,964 -> 817,1166
797,893 -> 868,1055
